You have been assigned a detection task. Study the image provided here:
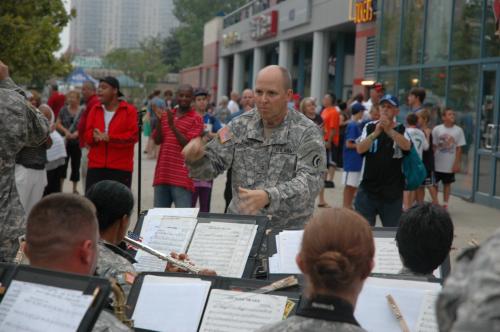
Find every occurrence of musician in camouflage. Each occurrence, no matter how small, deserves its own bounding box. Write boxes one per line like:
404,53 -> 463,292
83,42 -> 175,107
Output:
0,60 -> 49,262
436,229 -> 500,331
183,66 -> 325,230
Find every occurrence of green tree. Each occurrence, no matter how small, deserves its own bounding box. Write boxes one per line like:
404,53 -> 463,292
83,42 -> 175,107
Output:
171,0 -> 247,69
0,0 -> 74,87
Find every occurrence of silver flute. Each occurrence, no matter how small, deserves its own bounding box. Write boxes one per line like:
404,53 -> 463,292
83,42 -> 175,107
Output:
124,236 -> 202,274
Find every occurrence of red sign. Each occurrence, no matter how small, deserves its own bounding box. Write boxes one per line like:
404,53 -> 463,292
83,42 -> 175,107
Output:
250,10 -> 278,40
494,0 -> 500,36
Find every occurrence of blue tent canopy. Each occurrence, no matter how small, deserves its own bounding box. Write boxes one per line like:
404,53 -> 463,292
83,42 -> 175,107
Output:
66,67 -> 98,86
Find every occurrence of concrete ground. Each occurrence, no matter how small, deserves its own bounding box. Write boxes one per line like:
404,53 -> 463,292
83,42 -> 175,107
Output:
66,136 -> 500,264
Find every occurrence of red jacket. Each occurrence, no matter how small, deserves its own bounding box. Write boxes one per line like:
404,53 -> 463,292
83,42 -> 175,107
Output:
47,92 -> 66,118
78,94 -> 100,148
84,101 -> 138,172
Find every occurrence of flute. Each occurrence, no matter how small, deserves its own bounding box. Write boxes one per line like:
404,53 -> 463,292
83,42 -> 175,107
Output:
124,236 -> 202,274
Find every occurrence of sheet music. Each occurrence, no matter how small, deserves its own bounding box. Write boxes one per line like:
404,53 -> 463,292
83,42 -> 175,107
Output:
415,291 -> 439,332
0,280 -> 93,332
199,289 -> 287,332
268,230 -> 303,274
372,238 -> 403,274
145,208 -> 199,218
187,222 -> 257,278
132,275 -> 211,332
134,216 -> 197,271
354,277 -> 441,332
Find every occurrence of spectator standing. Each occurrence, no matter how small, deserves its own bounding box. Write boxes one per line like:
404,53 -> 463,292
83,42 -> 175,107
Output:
321,93 -> 340,188
408,87 -> 426,113
432,108 -> 466,209
300,97 -> 330,208
362,82 -> 383,121
416,108 -> 439,204
77,80 -> 100,189
152,86 -> 203,208
227,90 -> 240,114
355,95 -> 411,227
214,96 -> 231,124
47,84 -> 66,119
57,90 -> 83,194
84,77 -> 138,191
192,88 -> 222,212
342,103 -> 365,209
164,89 -> 176,109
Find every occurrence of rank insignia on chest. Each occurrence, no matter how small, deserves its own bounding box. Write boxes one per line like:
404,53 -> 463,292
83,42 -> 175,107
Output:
218,126 -> 233,144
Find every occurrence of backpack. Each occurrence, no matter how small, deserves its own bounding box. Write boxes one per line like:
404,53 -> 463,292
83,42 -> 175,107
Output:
403,137 -> 427,190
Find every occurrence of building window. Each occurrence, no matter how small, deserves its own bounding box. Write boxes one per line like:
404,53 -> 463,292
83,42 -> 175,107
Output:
400,0 -> 425,65
424,0 -> 453,63
451,0 -> 482,60
379,0 -> 401,66
484,0 -> 500,58
378,71 -> 397,95
422,67 -> 447,126
365,36 -> 377,78
397,69 -> 420,122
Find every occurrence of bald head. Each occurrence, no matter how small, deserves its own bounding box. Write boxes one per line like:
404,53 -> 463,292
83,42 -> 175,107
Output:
25,194 -> 99,275
257,65 -> 292,92
241,89 -> 255,110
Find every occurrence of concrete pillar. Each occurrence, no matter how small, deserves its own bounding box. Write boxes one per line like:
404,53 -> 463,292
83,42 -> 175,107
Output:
278,39 -> 293,70
311,31 -> 328,103
252,47 -> 265,88
232,52 -> 244,93
334,32 -> 345,100
217,56 -> 229,102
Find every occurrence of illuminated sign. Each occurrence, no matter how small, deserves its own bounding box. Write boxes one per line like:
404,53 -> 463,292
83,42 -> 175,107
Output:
350,0 -> 376,24
250,10 -> 278,40
222,32 -> 241,48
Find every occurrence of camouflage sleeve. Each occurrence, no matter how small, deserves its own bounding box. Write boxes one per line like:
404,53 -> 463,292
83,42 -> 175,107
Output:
92,310 -> 132,332
0,78 -> 27,98
265,126 -> 326,214
186,124 -> 236,180
24,102 -> 49,147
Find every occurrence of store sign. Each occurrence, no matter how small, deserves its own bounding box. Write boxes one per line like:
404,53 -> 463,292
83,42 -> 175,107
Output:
222,32 -> 241,48
250,10 -> 278,40
351,0 -> 376,24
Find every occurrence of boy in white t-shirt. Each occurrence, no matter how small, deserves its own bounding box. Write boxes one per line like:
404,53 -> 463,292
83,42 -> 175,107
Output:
404,113 -> 429,210
432,108 -> 466,209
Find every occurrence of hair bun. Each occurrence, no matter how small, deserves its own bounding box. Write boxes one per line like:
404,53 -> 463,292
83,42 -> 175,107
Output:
313,251 -> 355,287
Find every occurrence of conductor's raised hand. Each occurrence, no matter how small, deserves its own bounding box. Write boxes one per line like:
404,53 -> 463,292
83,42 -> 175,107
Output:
182,137 -> 205,162
238,187 -> 269,215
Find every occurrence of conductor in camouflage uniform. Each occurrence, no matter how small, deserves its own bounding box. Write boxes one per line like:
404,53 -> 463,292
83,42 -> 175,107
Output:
0,60 -> 49,261
183,65 -> 325,230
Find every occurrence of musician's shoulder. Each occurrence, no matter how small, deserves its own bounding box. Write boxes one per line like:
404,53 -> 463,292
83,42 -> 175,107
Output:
96,242 -> 136,278
257,316 -> 366,332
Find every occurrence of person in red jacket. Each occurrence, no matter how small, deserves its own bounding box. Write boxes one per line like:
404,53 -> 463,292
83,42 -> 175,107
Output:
47,84 -> 66,119
78,80 -> 100,188
84,76 -> 138,192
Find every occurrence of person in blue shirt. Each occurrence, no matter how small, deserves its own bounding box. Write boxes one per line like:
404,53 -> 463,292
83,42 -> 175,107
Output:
342,103 -> 365,209
192,88 -> 222,212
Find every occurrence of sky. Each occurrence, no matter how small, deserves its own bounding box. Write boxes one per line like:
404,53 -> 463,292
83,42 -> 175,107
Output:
55,0 -> 71,57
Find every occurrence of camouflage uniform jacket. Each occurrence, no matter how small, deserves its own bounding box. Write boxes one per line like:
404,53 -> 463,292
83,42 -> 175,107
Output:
0,78 -> 48,262
92,310 -> 131,332
96,241 -> 136,298
187,109 -> 326,230
436,230 -> 500,332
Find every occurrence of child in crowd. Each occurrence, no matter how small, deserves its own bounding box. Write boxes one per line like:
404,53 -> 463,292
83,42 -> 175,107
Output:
342,103 -> 365,209
403,113 -> 429,210
416,108 -> 439,204
432,108 -> 466,209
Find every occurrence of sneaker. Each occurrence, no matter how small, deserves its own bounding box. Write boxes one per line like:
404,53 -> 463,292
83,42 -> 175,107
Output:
324,180 -> 335,188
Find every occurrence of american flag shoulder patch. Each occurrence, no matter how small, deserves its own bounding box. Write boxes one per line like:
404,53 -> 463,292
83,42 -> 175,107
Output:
218,126 -> 233,144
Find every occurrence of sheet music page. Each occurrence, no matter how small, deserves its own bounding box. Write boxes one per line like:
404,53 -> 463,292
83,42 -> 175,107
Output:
132,275 -> 211,332
0,280 -> 93,332
145,208 -> 199,218
199,289 -> 287,332
268,231 -> 303,274
415,291 -> 439,332
354,277 -> 441,332
134,217 -> 197,271
372,237 -> 404,274
187,222 -> 257,278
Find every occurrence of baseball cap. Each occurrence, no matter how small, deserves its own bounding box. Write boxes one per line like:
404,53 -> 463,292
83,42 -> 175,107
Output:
99,76 -> 124,97
379,94 -> 400,107
371,82 -> 384,93
351,102 -> 366,115
194,88 -> 209,97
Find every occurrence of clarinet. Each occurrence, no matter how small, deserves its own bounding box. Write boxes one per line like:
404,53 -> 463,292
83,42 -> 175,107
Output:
124,236 -> 202,274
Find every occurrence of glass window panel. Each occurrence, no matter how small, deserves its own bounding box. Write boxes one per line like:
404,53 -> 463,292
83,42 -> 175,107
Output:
447,65 -> 480,195
451,0 -> 482,60
496,160 -> 500,198
484,0 -> 500,58
400,0 -> 425,65
478,154 -> 491,194
424,0 -> 453,63
378,71 -> 397,96
422,67 -> 447,127
396,70 -> 420,123
379,0 -> 401,66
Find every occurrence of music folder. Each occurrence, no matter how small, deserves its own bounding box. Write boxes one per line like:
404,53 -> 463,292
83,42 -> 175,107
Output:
0,263 -> 111,332
127,271 -> 300,332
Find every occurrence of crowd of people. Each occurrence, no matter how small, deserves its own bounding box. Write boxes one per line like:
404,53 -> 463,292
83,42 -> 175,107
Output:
1,57 -> 496,331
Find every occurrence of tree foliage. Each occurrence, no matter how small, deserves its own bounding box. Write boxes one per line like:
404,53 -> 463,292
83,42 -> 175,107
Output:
170,0 -> 247,69
104,37 -> 170,86
0,0 -> 74,87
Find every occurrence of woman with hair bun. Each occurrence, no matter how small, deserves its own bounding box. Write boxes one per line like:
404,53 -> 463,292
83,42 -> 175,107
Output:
259,208 -> 374,332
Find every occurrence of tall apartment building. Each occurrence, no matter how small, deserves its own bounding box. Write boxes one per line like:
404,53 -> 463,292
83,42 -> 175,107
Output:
69,0 -> 178,55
